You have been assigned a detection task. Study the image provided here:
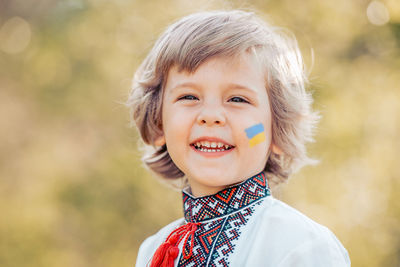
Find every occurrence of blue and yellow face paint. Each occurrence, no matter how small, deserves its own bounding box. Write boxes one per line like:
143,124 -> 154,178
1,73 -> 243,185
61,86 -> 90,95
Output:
245,123 -> 266,147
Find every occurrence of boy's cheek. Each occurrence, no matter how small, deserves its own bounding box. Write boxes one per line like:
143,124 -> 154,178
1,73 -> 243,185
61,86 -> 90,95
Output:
164,109 -> 189,126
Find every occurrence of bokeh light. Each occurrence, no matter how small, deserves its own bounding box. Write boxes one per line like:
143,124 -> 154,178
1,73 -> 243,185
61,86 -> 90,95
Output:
367,1 -> 390,25
0,16 -> 31,54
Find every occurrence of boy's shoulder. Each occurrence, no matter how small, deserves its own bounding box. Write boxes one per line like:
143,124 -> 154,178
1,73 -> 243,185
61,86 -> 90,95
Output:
258,196 -> 339,242
136,217 -> 185,267
239,196 -> 351,266
265,196 -> 329,227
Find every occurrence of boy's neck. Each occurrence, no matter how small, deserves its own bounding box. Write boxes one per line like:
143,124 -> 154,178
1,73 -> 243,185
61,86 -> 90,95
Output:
188,181 -> 228,198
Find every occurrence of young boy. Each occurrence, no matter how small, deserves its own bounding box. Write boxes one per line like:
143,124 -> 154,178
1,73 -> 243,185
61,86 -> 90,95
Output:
128,10 -> 351,267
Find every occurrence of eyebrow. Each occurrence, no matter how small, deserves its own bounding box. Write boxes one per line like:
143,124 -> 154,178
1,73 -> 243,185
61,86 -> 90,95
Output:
170,82 -> 199,92
170,82 -> 258,96
226,83 -> 258,96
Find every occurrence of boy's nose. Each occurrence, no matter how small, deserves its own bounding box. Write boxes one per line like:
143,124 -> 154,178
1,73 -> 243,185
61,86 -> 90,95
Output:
196,106 -> 226,126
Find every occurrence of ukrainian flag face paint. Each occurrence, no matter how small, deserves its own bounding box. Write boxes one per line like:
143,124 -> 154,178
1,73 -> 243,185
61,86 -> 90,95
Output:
245,123 -> 266,147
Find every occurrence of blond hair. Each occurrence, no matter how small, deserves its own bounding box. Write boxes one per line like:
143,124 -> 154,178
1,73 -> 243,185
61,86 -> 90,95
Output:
126,10 -> 320,188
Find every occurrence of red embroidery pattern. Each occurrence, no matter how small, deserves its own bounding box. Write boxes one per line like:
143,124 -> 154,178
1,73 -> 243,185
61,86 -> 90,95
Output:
178,172 -> 270,266
183,172 -> 269,223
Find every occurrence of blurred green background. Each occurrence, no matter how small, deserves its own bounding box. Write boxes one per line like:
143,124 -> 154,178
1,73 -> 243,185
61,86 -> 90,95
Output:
0,0 -> 399,266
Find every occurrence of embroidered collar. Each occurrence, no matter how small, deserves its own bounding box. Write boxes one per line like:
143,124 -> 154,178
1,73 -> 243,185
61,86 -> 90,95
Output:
182,172 -> 271,223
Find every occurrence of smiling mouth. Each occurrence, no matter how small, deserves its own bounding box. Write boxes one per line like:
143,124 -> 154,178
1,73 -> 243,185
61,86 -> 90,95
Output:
190,141 -> 235,153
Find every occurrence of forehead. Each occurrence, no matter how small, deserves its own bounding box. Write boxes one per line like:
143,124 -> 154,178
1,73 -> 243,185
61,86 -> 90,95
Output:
164,54 -> 267,93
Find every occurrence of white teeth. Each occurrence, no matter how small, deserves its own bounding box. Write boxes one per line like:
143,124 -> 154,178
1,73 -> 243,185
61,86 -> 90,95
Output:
197,147 -> 226,152
193,140 -> 233,150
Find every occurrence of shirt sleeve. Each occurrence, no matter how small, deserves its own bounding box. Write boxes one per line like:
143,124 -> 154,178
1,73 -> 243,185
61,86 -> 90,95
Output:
136,236 -> 156,267
277,232 -> 351,267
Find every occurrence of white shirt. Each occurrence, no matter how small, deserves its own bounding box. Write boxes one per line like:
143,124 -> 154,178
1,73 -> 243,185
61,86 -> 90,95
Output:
136,173 -> 351,267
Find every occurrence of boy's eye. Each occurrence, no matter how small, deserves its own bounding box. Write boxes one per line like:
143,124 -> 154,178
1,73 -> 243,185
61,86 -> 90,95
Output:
229,96 -> 249,103
178,95 -> 199,101
177,95 -> 249,103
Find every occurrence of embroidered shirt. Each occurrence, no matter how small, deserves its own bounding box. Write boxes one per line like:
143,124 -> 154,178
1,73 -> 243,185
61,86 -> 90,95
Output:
136,172 -> 351,267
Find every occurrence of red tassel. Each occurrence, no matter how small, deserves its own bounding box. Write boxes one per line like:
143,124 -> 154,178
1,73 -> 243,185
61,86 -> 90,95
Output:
149,242 -> 170,267
150,223 -> 199,267
160,246 -> 179,267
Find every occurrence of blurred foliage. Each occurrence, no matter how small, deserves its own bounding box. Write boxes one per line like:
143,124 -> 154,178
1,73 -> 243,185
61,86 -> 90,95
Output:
0,0 -> 399,266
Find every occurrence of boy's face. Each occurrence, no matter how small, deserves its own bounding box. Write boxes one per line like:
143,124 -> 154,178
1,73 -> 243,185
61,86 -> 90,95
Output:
159,54 -> 279,197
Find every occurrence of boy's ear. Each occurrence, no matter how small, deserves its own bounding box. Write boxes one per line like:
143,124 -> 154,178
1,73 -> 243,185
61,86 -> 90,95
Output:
154,135 -> 166,147
271,144 -> 283,155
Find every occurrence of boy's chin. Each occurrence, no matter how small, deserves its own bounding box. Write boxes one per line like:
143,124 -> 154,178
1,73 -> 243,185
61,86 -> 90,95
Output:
189,171 -> 245,188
